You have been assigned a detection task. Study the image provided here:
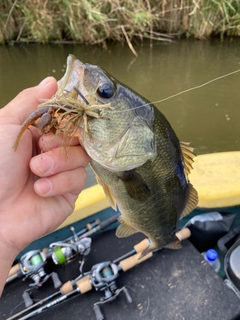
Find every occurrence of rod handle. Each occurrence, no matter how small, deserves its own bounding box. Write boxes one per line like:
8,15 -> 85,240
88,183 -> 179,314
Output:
119,252 -> 152,272
99,213 -> 119,230
76,275 -> 92,293
87,219 -> 100,230
8,264 -> 20,278
133,239 -> 149,253
175,228 -> 191,241
61,275 -> 92,295
61,281 -> 74,295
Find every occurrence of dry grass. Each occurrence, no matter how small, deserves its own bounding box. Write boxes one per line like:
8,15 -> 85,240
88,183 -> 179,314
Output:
0,0 -> 240,48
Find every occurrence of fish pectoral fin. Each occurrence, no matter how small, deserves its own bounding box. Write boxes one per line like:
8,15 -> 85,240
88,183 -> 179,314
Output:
118,170 -> 150,201
180,141 -> 196,177
181,183 -> 198,218
164,240 -> 182,249
116,217 -> 139,238
95,174 -> 117,210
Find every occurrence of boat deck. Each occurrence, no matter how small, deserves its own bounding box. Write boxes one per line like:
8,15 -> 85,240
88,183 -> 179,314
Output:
2,228 -> 240,320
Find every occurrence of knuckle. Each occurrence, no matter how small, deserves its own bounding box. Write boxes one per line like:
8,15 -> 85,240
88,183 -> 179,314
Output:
64,167 -> 87,193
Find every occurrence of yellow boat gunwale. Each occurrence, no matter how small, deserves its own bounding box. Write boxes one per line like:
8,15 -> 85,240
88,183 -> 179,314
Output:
189,151 -> 240,208
57,184 -> 110,230
59,151 -> 240,230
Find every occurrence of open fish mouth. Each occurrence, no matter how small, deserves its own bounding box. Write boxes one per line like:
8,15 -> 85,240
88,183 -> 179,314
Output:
57,55 -> 88,103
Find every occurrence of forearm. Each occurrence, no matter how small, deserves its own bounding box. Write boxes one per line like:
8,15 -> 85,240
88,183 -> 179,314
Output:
0,241 -> 18,296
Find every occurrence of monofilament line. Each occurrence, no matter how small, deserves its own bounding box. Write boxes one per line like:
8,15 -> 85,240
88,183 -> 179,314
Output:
112,69 -> 240,113
152,69 -> 240,105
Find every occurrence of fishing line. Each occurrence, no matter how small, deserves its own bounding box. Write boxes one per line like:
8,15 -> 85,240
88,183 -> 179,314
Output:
109,69 -> 240,113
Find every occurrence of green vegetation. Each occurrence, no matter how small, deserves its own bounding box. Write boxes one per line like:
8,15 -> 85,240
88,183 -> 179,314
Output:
1,0 -> 240,50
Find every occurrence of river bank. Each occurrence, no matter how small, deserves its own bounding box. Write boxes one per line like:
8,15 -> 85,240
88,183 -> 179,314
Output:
1,0 -> 240,51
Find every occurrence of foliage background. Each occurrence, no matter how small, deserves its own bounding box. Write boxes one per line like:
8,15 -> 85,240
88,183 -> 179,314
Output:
1,0 -> 240,48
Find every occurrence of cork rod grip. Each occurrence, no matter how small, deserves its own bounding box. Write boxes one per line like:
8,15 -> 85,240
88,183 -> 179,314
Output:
8,264 -> 20,278
133,239 -> 150,253
61,275 -> 92,295
76,275 -> 92,293
119,252 -> 153,272
175,228 -> 191,241
61,281 -> 74,295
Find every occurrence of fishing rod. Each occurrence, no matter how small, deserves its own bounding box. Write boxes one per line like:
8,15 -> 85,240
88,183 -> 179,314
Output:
6,213 -> 119,307
7,238 -> 150,320
7,228 -> 190,320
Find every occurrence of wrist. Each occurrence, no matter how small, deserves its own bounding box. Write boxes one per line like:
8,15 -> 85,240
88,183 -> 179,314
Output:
0,239 -> 19,296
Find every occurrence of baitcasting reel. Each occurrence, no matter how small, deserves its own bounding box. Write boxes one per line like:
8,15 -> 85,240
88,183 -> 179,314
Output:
90,261 -> 132,320
20,249 -> 62,307
50,232 -> 92,266
21,228 -> 91,308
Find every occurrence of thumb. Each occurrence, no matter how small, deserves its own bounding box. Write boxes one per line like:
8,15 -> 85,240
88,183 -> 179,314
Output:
1,77 -> 58,124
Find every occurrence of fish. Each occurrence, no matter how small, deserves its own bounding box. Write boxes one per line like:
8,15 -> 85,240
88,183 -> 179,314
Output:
14,54 -> 198,256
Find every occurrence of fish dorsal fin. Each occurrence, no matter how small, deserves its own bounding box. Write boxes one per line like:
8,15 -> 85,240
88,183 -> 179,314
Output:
181,183 -> 198,218
180,141 -> 196,177
116,216 -> 139,237
95,174 -> 117,210
118,170 -> 150,201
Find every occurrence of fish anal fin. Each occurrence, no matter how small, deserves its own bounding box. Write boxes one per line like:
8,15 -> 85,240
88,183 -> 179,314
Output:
138,240 -> 157,259
181,183 -> 198,218
95,174 -> 117,210
118,170 -> 150,201
164,240 -> 182,250
116,217 -> 139,238
180,141 -> 196,177
138,245 -> 152,259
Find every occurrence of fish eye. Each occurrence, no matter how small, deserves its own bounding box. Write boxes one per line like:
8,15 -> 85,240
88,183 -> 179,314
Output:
97,82 -> 115,99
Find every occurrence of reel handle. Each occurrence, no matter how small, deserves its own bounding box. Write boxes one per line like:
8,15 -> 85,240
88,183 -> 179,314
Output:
51,272 -> 62,289
93,304 -> 104,320
22,291 -> 33,308
123,287 -> 132,303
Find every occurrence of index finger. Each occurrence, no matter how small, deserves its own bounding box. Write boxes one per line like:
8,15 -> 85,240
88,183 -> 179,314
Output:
0,77 -> 58,124
39,132 -> 80,152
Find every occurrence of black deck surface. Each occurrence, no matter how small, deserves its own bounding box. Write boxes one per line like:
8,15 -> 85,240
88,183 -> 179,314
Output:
1,229 -> 240,320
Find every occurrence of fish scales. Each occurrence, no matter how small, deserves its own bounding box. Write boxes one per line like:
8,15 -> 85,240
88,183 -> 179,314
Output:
13,54 -> 198,255
90,104 -> 191,252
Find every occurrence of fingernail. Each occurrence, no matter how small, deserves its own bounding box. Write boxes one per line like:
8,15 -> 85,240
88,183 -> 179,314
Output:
39,77 -> 53,86
33,154 -> 54,175
35,178 -> 52,195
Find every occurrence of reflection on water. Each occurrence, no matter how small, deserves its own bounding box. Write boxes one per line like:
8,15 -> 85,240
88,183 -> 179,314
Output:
1,39 -> 240,158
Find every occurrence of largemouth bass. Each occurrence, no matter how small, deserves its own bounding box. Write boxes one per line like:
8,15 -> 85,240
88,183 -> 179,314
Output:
14,55 -> 198,256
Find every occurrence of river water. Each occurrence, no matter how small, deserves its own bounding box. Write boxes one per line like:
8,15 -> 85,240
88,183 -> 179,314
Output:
0,39 -> 239,186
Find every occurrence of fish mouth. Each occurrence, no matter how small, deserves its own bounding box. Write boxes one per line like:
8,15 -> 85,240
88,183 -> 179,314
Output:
56,54 -> 89,103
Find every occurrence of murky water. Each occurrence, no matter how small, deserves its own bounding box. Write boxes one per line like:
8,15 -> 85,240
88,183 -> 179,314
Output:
0,39 -> 239,186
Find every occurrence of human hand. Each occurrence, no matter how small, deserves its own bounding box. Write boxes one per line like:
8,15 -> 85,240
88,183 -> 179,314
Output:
0,77 -> 90,292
